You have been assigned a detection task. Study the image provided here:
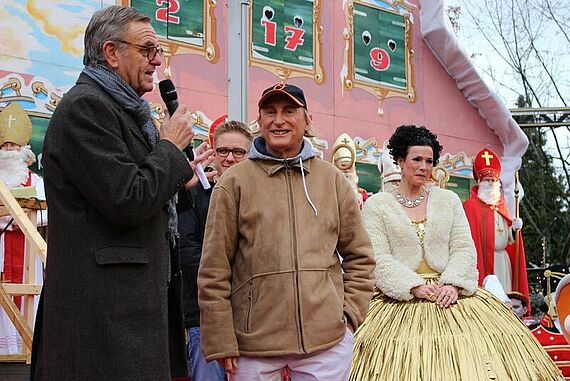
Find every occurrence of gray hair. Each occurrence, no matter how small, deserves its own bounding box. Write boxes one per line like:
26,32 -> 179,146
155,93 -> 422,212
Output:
83,6 -> 151,67
302,109 -> 317,138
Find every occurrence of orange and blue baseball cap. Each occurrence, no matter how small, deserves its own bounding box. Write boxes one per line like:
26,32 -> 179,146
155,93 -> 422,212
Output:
258,83 -> 307,110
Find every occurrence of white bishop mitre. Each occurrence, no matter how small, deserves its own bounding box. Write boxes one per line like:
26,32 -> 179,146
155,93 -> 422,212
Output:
380,151 -> 401,191
482,275 -> 510,303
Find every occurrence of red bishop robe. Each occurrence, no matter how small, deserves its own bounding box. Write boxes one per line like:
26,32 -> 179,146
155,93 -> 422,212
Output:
463,186 -> 529,309
1,171 -> 32,309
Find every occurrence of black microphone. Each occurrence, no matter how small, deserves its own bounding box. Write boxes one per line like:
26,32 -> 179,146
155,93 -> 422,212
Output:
159,79 -> 194,161
159,79 -> 210,189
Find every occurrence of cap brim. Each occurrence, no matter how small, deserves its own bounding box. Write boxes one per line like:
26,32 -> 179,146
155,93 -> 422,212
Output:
507,291 -> 529,305
258,89 -> 305,109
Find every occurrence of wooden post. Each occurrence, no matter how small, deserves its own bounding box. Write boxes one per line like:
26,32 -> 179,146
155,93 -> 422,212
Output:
513,171 -> 521,291
0,182 -> 46,262
22,209 -> 39,357
0,284 -> 33,351
0,180 -> 47,363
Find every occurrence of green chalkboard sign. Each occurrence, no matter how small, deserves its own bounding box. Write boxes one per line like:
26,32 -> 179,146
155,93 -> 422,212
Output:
251,0 -> 314,69
28,115 -> 49,175
249,0 -> 325,83
446,175 -> 477,202
342,1 -> 415,113
356,162 -> 381,194
131,0 -> 205,47
353,3 -> 406,89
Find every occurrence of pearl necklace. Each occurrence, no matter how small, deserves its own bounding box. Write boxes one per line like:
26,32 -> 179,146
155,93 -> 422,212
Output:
395,188 -> 427,208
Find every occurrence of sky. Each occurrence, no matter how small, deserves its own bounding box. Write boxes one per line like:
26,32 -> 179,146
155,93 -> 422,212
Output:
0,0 -> 114,88
446,0 -> 569,170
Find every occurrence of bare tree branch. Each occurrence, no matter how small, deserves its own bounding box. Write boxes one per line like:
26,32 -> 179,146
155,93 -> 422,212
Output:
548,126 -> 570,192
542,0 -> 570,45
517,2 -> 568,106
460,0 -> 570,265
521,202 -> 544,235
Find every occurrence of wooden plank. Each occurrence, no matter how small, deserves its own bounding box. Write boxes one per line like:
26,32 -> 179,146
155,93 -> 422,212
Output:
0,354 -> 28,362
0,182 -> 46,263
0,205 -> 9,216
0,181 -> 45,364
2,284 -> 42,296
0,284 -> 32,350
0,201 -> 47,217
23,209 -> 38,343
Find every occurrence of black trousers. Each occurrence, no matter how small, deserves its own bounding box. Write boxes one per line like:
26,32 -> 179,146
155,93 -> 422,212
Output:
169,238 -> 190,380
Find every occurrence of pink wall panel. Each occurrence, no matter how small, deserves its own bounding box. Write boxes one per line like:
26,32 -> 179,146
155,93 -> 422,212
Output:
155,1 -> 501,159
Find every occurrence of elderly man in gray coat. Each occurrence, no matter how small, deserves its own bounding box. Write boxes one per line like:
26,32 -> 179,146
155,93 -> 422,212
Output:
31,6 -> 197,381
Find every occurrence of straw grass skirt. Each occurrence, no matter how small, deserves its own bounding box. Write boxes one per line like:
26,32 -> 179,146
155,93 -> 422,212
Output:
350,277 -> 563,380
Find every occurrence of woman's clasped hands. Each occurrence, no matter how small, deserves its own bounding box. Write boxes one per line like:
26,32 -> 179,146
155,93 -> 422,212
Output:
411,284 -> 459,308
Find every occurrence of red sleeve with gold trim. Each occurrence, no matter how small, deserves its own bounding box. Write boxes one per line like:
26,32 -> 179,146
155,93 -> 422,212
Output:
463,190 -> 495,286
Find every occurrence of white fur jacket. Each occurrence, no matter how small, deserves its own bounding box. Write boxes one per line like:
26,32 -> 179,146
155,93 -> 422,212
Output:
362,187 -> 478,301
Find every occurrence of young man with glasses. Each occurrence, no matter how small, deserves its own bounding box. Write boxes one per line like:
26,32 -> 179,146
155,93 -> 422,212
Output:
177,120 -> 252,381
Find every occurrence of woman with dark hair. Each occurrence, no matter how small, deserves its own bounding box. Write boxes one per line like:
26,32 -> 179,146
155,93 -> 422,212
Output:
350,125 -> 562,380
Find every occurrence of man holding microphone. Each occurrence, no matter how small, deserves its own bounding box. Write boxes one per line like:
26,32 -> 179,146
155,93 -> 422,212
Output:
31,6 -> 198,380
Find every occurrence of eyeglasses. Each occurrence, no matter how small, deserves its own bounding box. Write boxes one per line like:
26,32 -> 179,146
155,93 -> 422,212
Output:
117,40 -> 164,61
215,147 -> 248,158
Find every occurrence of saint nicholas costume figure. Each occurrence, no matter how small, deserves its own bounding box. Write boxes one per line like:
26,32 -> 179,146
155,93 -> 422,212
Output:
0,103 -> 46,355
463,148 -> 529,304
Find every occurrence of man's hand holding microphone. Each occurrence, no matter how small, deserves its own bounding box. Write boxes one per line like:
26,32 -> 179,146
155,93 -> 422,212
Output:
159,79 -> 214,189
159,103 -> 194,151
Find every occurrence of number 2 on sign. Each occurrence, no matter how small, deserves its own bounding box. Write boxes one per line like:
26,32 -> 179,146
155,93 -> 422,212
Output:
156,0 -> 180,24
261,20 -> 305,51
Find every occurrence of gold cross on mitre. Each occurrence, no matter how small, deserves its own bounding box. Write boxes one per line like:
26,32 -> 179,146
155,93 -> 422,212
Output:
481,150 -> 494,166
0,103 -> 33,147
5,113 -> 17,129
332,133 -> 356,169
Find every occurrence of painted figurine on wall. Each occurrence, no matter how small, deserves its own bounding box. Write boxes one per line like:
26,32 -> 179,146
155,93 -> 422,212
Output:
332,133 -> 363,208
379,149 -> 401,193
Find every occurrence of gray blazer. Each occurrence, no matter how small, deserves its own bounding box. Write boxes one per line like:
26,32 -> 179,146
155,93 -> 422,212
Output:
32,73 -> 192,380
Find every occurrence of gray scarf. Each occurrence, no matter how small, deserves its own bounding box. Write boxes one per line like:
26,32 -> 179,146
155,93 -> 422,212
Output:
83,65 -> 179,243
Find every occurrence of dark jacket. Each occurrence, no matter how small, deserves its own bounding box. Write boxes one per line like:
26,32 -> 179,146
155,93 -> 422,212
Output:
177,183 -> 212,328
32,73 -> 192,381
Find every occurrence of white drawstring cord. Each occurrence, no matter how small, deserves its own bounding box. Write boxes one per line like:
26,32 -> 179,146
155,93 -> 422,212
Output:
299,157 -> 318,216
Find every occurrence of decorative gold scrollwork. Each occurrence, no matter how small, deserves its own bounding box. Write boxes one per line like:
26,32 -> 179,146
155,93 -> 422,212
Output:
342,1 -> 416,116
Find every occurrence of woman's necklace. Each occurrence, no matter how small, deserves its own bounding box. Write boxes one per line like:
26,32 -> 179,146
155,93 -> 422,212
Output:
395,188 -> 427,208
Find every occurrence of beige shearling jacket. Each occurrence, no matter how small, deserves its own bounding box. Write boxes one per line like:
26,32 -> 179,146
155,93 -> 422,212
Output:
362,187 -> 478,301
198,140 -> 375,361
